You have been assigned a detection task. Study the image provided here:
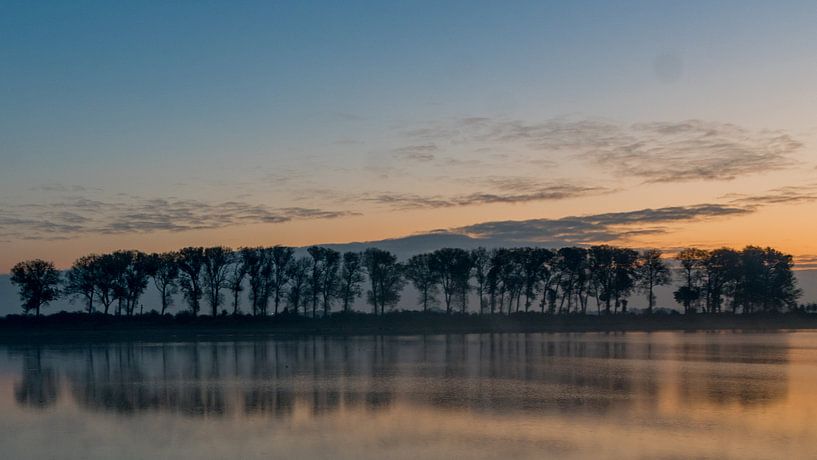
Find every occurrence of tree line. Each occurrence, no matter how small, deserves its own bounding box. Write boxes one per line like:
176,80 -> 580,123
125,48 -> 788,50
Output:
7,244 -> 801,318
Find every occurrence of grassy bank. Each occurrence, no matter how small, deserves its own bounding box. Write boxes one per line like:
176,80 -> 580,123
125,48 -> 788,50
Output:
2,311 -> 817,343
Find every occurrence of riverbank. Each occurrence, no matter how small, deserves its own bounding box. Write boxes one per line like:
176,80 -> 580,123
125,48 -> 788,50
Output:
2,311 -> 817,343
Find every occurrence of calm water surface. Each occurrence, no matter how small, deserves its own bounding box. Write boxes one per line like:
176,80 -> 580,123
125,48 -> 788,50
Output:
2,331 -> 817,459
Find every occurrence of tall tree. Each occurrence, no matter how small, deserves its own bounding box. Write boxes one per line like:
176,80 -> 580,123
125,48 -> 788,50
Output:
734,246 -> 800,313
702,248 -> 740,314
202,246 -> 234,316
177,247 -> 206,316
404,253 -> 440,312
227,258 -> 246,315
286,257 -> 311,314
241,247 -> 269,316
521,248 -> 554,313
338,251 -> 365,313
10,260 -> 60,317
146,252 -> 179,315
307,246 -> 327,318
487,249 -> 508,314
363,248 -> 404,315
674,248 -> 707,314
612,247 -> 639,313
269,246 -> 294,315
471,248 -> 490,314
64,254 -> 98,313
637,249 -> 672,314
555,247 -> 589,314
114,250 -> 151,316
431,248 -> 472,314
320,248 -> 341,316
91,253 -> 124,315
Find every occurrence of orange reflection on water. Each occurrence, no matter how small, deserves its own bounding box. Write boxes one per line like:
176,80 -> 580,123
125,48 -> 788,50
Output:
1,332 -> 817,459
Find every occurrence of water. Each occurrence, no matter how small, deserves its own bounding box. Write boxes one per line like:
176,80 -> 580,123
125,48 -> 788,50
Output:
2,331 -> 817,459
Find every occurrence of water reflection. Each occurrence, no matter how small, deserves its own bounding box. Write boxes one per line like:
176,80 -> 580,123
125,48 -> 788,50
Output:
8,333 -> 789,418
14,349 -> 58,409
5,332 -> 816,460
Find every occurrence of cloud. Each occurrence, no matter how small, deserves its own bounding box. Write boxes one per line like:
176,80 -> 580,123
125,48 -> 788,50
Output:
0,197 -> 355,240
792,255 -> 817,270
364,183 -> 608,210
724,184 -> 817,206
401,117 -> 802,182
28,183 -> 102,193
453,203 -> 752,245
391,144 -> 438,162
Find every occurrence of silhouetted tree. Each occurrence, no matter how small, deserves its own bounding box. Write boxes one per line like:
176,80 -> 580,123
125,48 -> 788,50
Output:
470,248 -> 490,314
287,257 -> 311,314
363,248 -> 404,315
674,248 -> 707,314
702,248 -> 740,314
555,247 -> 589,314
202,246 -> 234,316
612,247 -> 639,313
455,253 -> 473,314
269,246 -> 294,315
177,247 -> 206,316
486,249 -> 507,314
320,248 -> 341,316
637,249 -> 672,314
241,247 -> 269,316
499,249 -> 525,314
733,246 -> 800,313
227,258 -> 246,315
431,248 -> 472,314
10,260 -> 60,317
339,251 -> 365,313
306,246 -> 340,317
65,254 -> 98,313
404,253 -> 440,312
90,253 -> 122,315
520,248 -> 552,312
115,250 -> 151,316
146,252 -> 179,315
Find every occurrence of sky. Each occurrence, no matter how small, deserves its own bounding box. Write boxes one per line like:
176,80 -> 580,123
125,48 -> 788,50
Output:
2,0 -> 817,274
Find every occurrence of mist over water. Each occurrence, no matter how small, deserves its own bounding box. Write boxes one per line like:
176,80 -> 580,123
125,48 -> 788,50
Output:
2,332 -> 817,459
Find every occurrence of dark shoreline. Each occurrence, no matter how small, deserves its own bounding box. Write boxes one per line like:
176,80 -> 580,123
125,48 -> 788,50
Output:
2,311 -> 817,343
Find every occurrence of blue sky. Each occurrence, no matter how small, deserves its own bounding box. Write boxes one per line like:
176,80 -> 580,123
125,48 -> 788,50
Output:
1,0 -> 817,271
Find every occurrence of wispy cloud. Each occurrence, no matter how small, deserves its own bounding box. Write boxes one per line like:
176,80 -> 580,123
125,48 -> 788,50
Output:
724,184 -> 817,206
401,117 -> 802,182
364,183 -> 608,210
391,144 -> 438,162
28,183 -> 102,193
0,197 -> 356,240
453,203 -> 752,245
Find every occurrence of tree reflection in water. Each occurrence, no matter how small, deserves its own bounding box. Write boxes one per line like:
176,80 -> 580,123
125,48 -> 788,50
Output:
9,333 -> 789,418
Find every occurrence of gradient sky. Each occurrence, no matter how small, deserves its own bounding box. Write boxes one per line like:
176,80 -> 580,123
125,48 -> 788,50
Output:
2,0 -> 817,272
